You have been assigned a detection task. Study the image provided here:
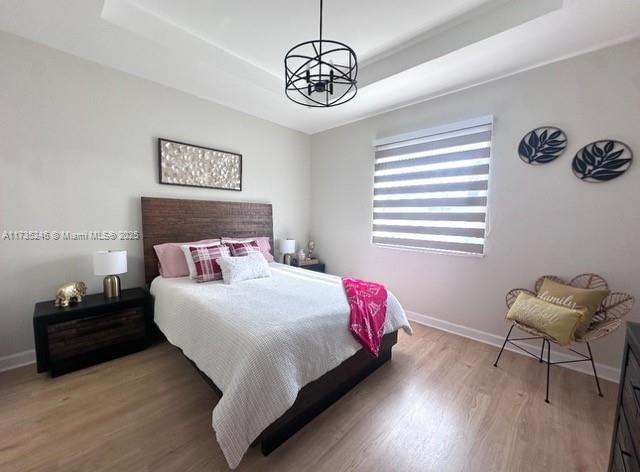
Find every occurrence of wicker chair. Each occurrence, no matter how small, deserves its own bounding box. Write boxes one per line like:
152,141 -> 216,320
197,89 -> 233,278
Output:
493,273 -> 634,403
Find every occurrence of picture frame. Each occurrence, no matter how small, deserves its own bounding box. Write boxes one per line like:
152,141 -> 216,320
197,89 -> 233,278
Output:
158,138 -> 242,191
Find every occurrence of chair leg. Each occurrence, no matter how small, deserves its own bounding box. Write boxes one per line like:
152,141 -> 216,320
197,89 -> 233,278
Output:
545,339 -> 551,403
539,338 -> 545,363
586,342 -> 604,397
494,325 -> 514,367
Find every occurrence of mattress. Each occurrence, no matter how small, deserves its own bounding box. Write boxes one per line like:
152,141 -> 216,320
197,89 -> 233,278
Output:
150,263 -> 412,469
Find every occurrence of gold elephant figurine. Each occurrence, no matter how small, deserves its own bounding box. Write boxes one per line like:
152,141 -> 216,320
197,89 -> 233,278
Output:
54,281 -> 88,307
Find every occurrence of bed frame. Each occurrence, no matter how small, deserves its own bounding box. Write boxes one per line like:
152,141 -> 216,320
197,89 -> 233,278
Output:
141,196 -> 398,455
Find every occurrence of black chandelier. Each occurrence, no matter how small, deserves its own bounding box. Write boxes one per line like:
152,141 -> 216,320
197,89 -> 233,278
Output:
284,0 -> 358,107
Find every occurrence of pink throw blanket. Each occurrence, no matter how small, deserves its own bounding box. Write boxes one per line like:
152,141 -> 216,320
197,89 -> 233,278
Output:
342,277 -> 388,356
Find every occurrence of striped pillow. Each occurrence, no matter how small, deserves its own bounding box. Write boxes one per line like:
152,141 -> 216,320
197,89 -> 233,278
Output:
189,244 -> 231,282
226,240 -> 261,257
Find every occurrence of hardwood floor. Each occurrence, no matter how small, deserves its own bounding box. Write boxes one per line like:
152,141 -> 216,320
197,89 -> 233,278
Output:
0,323 -> 616,472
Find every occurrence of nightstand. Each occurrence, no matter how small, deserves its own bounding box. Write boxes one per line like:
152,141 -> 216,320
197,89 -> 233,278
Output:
294,262 -> 325,273
33,287 -> 151,377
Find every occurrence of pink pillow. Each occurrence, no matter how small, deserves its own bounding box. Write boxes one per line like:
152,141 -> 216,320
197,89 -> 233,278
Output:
189,244 -> 230,283
154,238 -> 220,277
221,237 -> 274,262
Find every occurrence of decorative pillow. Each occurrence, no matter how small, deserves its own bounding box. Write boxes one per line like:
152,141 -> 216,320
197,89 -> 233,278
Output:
537,278 -> 609,337
506,292 -> 586,346
153,239 -> 220,277
222,237 -> 274,262
181,242 -> 224,279
189,244 -> 231,283
217,252 -> 271,284
225,240 -> 261,257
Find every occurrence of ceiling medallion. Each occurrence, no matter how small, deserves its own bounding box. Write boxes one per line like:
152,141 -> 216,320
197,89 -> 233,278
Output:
284,0 -> 358,107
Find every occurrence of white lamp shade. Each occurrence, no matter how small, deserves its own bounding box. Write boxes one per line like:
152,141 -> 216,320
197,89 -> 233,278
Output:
278,239 -> 296,254
93,250 -> 127,276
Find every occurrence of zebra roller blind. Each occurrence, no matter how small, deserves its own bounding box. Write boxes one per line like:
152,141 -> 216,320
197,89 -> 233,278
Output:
372,116 -> 493,255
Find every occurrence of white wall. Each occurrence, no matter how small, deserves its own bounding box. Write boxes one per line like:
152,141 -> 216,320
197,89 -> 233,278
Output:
310,39 -> 640,370
0,32 -> 311,360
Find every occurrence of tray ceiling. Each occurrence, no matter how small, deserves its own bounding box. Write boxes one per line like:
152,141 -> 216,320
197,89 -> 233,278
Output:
0,0 -> 638,134
129,0 -> 493,77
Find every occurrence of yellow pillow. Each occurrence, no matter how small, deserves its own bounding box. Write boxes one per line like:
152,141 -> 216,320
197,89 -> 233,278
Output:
506,292 -> 586,346
537,278 -> 609,337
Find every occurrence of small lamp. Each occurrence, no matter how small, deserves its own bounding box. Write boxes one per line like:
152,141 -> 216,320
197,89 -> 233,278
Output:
278,239 -> 296,265
93,250 -> 127,298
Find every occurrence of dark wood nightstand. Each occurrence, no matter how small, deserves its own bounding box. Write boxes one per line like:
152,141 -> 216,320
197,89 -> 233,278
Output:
33,287 -> 151,377
294,262 -> 325,273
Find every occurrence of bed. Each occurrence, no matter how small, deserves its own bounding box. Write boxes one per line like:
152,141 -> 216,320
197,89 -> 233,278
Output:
141,197 -> 412,469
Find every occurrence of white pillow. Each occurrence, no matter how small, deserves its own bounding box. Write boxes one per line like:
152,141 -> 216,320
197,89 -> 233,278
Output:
217,252 -> 271,284
181,242 -> 222,279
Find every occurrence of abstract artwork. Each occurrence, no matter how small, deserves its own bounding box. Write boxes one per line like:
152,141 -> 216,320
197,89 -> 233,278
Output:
158,138 -> 242,191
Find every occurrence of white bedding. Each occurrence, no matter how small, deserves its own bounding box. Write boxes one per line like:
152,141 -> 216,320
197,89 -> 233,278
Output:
150,263 -> 412,469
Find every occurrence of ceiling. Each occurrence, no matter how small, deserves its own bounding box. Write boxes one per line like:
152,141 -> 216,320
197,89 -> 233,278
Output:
0,0 -> 639,134
129,0 -> 493,77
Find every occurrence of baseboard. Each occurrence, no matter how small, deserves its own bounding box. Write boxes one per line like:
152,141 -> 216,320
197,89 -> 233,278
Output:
406,311 -> 621,384
0,315 -> 621,382
0,349 -> 35,373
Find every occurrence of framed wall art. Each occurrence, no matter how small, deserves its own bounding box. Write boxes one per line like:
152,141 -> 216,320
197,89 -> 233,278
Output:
158,138 -> 242,191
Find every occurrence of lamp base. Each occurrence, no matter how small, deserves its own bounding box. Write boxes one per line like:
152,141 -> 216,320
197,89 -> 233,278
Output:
283,254 -> 292,265
103,275 -> 121,298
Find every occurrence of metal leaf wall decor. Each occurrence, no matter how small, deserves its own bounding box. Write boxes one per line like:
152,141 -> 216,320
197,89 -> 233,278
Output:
572,140 -> 633,182
518,127 -> 567,165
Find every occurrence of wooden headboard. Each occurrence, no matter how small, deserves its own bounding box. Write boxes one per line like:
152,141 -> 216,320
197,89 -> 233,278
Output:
141,197 -> 274,284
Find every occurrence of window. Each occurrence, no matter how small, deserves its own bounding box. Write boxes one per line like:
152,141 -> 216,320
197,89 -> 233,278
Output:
372,115 -> 493,256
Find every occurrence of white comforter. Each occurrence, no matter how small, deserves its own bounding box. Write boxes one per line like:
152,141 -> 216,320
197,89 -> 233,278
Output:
150,263 -> 412,469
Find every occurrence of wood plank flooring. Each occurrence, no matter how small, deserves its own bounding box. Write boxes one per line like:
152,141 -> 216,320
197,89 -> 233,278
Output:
0,323 -> 616,472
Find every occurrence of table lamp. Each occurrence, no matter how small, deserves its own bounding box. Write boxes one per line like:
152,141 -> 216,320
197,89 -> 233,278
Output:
93,250 -> 127,298
278,239 -> 296,265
